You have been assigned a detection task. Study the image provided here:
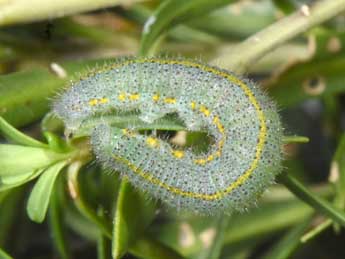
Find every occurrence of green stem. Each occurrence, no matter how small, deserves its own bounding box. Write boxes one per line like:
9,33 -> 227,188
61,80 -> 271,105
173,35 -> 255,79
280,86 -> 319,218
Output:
278,173 -> 345,227
283,136 -> 310,144
0,0 -> 144,26
213,0 -> 345,73
300,218 -> 332,243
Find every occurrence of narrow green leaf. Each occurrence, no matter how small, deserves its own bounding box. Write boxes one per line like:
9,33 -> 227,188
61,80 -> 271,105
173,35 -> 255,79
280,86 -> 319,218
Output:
27,160 -> 68,223
0,144 -> 69,176
75,114 -> 186,138
49,175 -> 71,259
0,116 -> 47,148
0,247 -> 13,259
129,237 -> 184,259
112,179 -> 156,259
97,209 -> 112,259
43,132 -> 70,153
139,0 -> 235,55
300,219 -> 332,243
155,185 -> 332,257
0,169 -> 44,192
0,59 -> 109,128
262,218 -> 311,259
0,188 -> 23,245
278,173 -> 345,227
332,133 -> 345,209
282,136 -> 310,144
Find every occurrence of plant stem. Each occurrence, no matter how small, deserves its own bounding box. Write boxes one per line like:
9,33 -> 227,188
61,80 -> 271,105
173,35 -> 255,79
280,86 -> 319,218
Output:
213,0 -> 345,73
283,136 -> 310,144
278,173 -> 345,227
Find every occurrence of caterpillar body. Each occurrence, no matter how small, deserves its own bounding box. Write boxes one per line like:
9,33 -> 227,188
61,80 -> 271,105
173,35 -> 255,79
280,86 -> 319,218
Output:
53,58 -> 283,215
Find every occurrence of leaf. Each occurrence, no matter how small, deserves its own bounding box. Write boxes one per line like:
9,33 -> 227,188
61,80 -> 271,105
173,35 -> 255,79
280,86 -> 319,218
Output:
0,247 -> 13,259
129,237 -> 184,259
282,136 -> 310,144
112,179 -> 156,259
43,132 -> 70,153
0,116 -> 47,148
155,189 -> 329,257
0,144 -> 68,176
262,218 -> 311,259
278,173 -> 345,227
0,169 -> 44,192
27,160 -> 68,223
0,188 -> 23,245
0,58 -> 108,128
48,174 -> 71,259
268,29 -> 345,108
332,133 -> 345,209
139,0 -> 235,55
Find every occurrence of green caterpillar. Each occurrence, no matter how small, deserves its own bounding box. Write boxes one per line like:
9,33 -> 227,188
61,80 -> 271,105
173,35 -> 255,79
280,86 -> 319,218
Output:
53,57 -> 283,215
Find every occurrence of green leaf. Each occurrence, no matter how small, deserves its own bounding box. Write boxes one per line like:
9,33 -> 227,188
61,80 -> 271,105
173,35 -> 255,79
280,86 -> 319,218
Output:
97,209 -> 112,259
268,29 -> 345,108
0,116 -> 47,148
0,144 -> 69,176
112,179 -> 156,259
139,0 -> 235,55
0,247 -> 13,259
48,174 -> 71,259
282,136 -> 310,144
155,185 -> 332,257
0,58 -> 109,128
262,218 -> 311,259
129,237 -> 184,259
0,188 -> 23,245
332,133 -> 345,209
43,132 -> 70,153
27,160 -> 68,223
0,169 -> 44,192
278,173 -> 345,227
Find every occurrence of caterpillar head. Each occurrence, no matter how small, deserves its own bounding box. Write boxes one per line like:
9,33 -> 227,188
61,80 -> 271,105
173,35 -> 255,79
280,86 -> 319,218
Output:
53,82 -> 94,132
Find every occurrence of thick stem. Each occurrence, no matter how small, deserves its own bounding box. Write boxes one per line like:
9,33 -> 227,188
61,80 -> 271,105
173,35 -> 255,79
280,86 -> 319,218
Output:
212,0 -> 345,73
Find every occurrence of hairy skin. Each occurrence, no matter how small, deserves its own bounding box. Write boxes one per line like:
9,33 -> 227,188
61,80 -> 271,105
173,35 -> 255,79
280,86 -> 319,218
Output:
53,57 -> 283,215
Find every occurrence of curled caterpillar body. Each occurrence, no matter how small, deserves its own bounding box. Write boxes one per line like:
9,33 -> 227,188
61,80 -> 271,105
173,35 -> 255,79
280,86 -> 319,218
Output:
53,58 -> 283,215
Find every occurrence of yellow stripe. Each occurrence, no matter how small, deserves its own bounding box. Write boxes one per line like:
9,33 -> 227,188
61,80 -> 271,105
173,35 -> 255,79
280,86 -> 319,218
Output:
106,58 -> 267,200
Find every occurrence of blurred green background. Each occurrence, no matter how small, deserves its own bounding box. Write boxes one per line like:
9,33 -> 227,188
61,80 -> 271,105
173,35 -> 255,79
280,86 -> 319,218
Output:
1,0 -> 345,258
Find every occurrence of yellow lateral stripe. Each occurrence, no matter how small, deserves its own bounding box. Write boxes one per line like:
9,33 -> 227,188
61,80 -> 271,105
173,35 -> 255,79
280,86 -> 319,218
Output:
164,97 -> 176,104
118,92 -> 126,101
199,105 -> 210,117
88,99 -> 98,106
129,93 -> 140,100
146,137 -> 159,148
190,101 -> 196,110
152,94 -> 160,102
172,150 -> 185,159
106,58 -> 266,200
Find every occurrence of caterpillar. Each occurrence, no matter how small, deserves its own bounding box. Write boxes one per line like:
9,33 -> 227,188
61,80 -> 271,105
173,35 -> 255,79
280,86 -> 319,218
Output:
53,57 -> 283,215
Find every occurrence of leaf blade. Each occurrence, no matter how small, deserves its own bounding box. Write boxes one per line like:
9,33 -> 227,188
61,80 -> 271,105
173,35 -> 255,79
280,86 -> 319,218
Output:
27,160 -> 68,223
